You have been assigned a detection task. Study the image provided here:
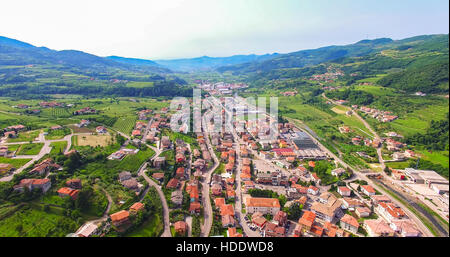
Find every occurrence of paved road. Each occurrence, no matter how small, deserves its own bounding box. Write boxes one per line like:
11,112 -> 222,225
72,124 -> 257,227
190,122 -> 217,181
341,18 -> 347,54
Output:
207,96 -> 261,237
288,117 -> 434,237
139,162 -> 172,237
229,94 -> 436,237
322,93 -> 386,170
199,110 -> 219,237
75,187 -> 113,235
102,125 -> 170,237
0,130 -> 81,182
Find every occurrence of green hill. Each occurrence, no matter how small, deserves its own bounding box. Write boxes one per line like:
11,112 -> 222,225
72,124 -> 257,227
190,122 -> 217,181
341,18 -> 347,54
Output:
377,60 -> 449,93
0,36 -> 190,98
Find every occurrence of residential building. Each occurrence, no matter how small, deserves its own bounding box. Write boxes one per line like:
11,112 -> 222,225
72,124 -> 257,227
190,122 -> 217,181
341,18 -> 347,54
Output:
245,197 -> 281,215
338,186 -> 351,197
110,210 -> 130,227
311,193 -> 342,222
361,185 -> 376,196
340,214 -> 359,234
364,219 -> 395,237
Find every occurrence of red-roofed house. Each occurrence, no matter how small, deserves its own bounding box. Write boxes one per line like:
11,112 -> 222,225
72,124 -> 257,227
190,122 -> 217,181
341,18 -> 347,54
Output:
57,187 -> 79,200
220,204 -> 235,217
214,198 -> 225,210
175,167 -> 185,179
130,202 -> 145,213
338,186 -> 351,197
377,202 -> 406,222
189,201 -> 201,214
274,210 -> 287,226
110,210 -> 130,227
340,214 -> 359,234
361,185 -> 376,196
307,185 -> 319,195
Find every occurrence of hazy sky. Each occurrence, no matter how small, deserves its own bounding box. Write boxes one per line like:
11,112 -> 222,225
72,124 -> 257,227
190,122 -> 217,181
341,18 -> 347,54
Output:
1,0 -> 448,59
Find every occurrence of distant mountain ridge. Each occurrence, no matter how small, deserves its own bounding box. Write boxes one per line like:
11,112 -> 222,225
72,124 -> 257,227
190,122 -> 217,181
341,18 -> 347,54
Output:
0,36 -> 171,74
105,55 -> 160,67
154,53 -> 280,72
216,34 -> 448,75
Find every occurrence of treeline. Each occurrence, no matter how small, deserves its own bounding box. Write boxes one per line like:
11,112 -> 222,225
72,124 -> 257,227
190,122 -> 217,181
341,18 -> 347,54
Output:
408,159 -> 449,179
377,60 -> 449,93
325,89 -> 374,105
406,113 -> 449,151
0,81 -> 192,98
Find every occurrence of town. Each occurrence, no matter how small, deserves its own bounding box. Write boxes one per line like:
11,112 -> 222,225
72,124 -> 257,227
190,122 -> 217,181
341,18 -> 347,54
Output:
1,88 -> 447,238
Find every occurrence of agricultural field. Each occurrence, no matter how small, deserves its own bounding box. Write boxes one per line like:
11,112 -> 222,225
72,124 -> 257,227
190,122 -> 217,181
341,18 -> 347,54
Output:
68,124 -> 95,134
416,149 -> 449,169
45,127 -> 72,140
113,116 -> 137,135
0,157 -> 31,169
0,205 -> 79,237
7,130 -> 40,143
389,102 -> 449,136
4,144 -> 21,152
16,143 -> 44,155
49,141 -> 68,155
126,81 -> 155,88
75,134 -> 114,147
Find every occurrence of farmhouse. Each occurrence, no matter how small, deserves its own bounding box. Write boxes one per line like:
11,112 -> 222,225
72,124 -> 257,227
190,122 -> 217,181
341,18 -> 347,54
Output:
57,187 -> 80,200
13,178 -> 51,193
110,210 -> 130,227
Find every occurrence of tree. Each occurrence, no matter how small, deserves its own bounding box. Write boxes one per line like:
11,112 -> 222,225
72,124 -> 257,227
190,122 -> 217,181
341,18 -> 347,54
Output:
75,187 -> 94,211
384,167 -> 392,176
285,202 -> 303,220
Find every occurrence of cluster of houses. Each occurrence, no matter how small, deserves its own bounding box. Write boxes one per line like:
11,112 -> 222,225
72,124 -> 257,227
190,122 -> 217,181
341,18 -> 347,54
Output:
73,107 -> 97,115
244,197 -> 290,237
281,90 -> 297,97
75,119 -> 91,128
110,202 -> 145,231
309,68 -> 344,83
14,104 -> 43,113
214,196 -> 240,235
358,106 -> 398,123
351,135 -> 381,148
39,101 -> 65,108
13,178 -> 52,193
2,124 -> 27,139
57,178 -> 82,200
199,81 -> 247,96
132,121 -> 147,138
287,181 -> 422,237
29,158 -> 62,176
118,171 -> 143,195
322,86 -> 341,91
153,135 -> 210,222
236,121 -> 327,168
144,112 -> 172,144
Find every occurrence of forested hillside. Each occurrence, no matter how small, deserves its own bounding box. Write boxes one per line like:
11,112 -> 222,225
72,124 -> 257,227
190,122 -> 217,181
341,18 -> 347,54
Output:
0,36 -> 190,98
378,60 -> 449,93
